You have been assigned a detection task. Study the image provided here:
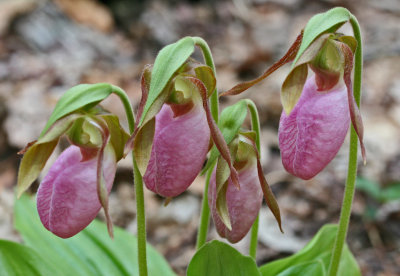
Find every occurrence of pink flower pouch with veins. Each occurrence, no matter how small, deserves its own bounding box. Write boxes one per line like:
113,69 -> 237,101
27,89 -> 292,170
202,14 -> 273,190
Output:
279,76 -> 350,180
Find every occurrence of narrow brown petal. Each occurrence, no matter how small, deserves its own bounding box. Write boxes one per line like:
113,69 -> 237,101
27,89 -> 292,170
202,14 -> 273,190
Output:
124,65 -> 153,155
95,119 -> 114,238
257,159 -> 283,233
18,140 -> 37,155
220,31 -> 303,97
246,136 -> 283,233
136,64 -> 152,129
187,76 -> 240,189
339,42 -> 366,164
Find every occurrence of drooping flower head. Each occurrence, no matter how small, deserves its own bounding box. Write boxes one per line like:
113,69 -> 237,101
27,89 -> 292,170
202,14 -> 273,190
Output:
125,58 -> 240,199
17,84 -> 129,238
205,100 -> 282,243
208,133 -> 263,243
220,11 -> 365,180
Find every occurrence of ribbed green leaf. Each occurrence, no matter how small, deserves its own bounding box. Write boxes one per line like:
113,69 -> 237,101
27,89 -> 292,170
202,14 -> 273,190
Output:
140,37 -> 195,126
187,240 -> 261,276
293,7 -> 351,66
14,195 -> 176,276
259,224 -> 360,276
41,83 -> 113,136
0,240 -> 59,276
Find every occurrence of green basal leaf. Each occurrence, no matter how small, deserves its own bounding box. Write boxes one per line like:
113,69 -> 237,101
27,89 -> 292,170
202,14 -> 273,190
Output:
259,224 -> 360,276
356,177 -> 400,203
202,100 -> 248,174
276,260 -> 326,276
14,194 -> 176,276
380,182 -> 400,202
40,83 -> 113,137
140,37 -> 195,126
356,177 -> 381,201
187,240 -> 261,276
0,240 -> 59,276
17,140 -> 58,197
293,7 -> 351,66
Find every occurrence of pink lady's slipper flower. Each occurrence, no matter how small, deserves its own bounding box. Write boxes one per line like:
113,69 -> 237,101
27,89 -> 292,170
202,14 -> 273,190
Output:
37,145 -> 117,238
17,89 -> 129,238
278,76 -> 350,180
221,32 -> 365,181
207,131 -> 282,243
126,60 -> 237,199
208,163 -> 263,243
143,103 -> 210,197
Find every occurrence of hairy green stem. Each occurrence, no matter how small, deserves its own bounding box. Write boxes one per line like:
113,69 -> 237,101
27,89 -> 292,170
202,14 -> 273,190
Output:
328,15 -> 363,276
192,37 -> 219,249
245,99 -> 261,258
112,86 -> 148,276
196,162 -> 216,250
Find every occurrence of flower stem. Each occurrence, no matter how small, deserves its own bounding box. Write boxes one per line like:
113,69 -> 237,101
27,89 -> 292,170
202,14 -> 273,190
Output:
192,37 -> 219,122
245,99 -> 261,259
196,162 -> 216,250
328,15 -> 363,276
112,86 -> 148,276
192,37 -> 219,249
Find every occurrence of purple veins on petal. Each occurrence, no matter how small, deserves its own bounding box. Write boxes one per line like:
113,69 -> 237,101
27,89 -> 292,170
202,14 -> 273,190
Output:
278,76 -> 350,180
37,145 -> 116,238
208,165 -> 263,243
143,103 -> 210,198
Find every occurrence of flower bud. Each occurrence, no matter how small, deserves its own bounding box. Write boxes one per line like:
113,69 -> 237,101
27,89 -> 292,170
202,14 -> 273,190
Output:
143,102 -> 210,197
278,75 -> 350,180
36,145 -> 116,238
208,163 -> 263,243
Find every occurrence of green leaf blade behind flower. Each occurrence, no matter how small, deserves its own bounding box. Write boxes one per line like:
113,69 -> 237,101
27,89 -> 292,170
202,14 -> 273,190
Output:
187,240 -> 261,276
0,240 -> 59,276
293,7 -> 351,66
40,83 -> 113,137
14,194 -> 176,276
140,37 -> 195,127
259,224 -> 360,276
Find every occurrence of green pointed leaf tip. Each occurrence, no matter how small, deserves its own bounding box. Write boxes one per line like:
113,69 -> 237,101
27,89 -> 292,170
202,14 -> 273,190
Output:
14,194 -> 176,276
40,83 -> 113,137
259,224 -> 360,276
202,100 -> 248,174
140,37 -> 195,126
293,7 -> 351,66
187,240 -> 261,276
